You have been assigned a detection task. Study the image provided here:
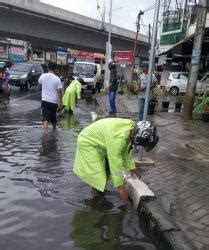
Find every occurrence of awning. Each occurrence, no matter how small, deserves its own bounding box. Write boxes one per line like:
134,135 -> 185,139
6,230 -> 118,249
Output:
157,33 -> 195,56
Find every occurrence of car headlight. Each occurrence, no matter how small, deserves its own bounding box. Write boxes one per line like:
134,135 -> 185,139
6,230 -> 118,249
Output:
21,74 -> 28,79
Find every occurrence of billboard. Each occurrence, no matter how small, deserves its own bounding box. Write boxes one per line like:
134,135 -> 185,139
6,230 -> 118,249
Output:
78,51 -> 94,60
57,51 -> 67,65
113,51 -> 132,64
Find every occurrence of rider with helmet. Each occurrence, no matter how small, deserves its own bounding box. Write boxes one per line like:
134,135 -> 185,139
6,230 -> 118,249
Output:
73,118 -> 159,203
0,67 -> 10,104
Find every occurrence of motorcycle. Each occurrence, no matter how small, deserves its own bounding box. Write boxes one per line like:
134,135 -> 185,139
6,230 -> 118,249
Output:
0,72 -> 11,105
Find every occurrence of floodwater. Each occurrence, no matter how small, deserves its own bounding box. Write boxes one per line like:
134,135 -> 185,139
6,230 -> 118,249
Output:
0,90 -> 157,250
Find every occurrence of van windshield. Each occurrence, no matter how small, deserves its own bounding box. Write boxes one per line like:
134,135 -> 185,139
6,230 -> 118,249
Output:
10,64 -> 32,72
73,63 -> 95,77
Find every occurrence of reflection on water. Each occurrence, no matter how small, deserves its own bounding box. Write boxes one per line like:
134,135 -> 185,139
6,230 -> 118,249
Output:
40,134 -> 59,156
59,114 -> 78,130
70,198 -> 156,249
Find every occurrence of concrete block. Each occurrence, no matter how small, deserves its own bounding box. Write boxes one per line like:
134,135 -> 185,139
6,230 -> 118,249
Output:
133,157 -> 155,168
123,171 -> 155,209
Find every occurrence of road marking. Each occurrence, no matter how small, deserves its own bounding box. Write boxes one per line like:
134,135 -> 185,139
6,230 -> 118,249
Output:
10,91 -> 41,103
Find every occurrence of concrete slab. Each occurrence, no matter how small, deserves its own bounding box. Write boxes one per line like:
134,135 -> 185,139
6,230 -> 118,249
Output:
133,157 -> 155,167
123,171 -> 155,209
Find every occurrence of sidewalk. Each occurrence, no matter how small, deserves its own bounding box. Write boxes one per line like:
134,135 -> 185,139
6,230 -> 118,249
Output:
94,93 -> 209,249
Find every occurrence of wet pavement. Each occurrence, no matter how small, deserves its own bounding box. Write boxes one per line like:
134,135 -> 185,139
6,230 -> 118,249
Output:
96,93 -> 209,249
0,87 -> 158,250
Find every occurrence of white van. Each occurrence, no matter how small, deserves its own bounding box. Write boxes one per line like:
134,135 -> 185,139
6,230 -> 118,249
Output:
73,62 -> 101,91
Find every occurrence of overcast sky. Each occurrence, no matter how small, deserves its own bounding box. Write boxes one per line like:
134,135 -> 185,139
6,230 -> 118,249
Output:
41,0 -> 157,35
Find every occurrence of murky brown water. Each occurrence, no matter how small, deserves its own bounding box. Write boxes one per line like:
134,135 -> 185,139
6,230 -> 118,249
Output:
0,90 -> 157,250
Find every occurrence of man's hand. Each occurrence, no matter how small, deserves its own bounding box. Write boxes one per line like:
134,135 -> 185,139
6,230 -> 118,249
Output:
130,168 -> 141,179
38,84 -> 42,91
118,186 -> 129,204
139,85 -> 146,91
104,85 -> 109,92
57,104 -> 64,113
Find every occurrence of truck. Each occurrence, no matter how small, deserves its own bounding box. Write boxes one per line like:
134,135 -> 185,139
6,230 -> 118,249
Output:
73,61 -> 101,92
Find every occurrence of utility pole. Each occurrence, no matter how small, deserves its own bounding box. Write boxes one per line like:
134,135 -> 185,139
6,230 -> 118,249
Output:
131,10 -> 144,83
143,0 -> 161,121
148,23 -> 151,47
104,0 -> 113,87
138,0 -> 161,162
182,0 -> 207,120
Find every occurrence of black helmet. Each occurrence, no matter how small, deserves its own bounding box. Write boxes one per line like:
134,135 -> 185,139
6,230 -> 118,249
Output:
77,77 -> 84,85
108,60 -> 116,70
141,61 -> 149,69
133,121 -> 159,152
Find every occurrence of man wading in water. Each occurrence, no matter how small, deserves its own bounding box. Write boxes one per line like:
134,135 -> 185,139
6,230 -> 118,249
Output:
73,118 -> 159,203
38,62 -> 62,134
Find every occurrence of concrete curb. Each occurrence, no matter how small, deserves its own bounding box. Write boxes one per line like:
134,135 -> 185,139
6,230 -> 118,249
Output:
125,173 -> 195,249
139,201 -> 196,250
124,171 -> 155,209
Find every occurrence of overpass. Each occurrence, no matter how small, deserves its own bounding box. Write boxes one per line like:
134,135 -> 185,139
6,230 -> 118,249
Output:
0,0 -> 149,59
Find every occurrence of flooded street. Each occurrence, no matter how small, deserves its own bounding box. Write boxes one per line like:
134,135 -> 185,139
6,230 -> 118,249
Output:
0,88 -> 157,250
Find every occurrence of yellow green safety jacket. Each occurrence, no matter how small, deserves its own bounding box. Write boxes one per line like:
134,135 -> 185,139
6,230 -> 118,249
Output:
73,118 -> 136,191
62,80 -> 81,111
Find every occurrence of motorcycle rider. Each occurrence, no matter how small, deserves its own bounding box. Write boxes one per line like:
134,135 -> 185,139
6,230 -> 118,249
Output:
0,68 -> 10,104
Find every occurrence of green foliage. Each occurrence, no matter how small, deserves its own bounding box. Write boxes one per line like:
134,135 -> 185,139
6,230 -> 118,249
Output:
175,94 -> 184,103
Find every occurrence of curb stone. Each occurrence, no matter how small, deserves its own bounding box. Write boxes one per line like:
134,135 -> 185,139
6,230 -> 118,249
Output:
139,201 -> 196,250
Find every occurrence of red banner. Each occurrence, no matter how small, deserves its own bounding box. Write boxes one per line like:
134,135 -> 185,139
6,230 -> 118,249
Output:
114,51 -> 133,64
78,51 -> 94,60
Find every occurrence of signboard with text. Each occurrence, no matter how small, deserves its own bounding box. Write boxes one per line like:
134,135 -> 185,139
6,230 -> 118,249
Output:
78,51 -> 94,60
114,51 -> 132,64
10,39 -> 24,46
57,51 -> 67,65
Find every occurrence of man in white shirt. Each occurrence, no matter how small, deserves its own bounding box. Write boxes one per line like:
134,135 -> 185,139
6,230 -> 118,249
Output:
138,62 -> 157,120
38,62 -> 62,134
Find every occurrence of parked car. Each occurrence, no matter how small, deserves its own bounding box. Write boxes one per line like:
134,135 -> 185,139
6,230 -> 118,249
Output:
165,72 -> 208,95
9,62 -> 44,91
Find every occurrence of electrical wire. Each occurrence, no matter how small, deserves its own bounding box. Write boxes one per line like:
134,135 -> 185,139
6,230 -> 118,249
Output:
141,17 -> 150,36
142,2 -> 165,13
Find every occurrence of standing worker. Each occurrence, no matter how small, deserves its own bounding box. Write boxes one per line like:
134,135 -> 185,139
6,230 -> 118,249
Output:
38,62 -> 62,134
62,78 -> 83,114
138,62 -> 157,120
73,118 -> 159,203
106,60 -> 118,114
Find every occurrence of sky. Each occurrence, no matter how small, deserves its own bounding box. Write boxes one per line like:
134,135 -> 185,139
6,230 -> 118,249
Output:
40,0 -> 157,35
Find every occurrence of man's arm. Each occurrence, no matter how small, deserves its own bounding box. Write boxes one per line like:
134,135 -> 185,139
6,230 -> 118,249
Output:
38,84 -> 42,91
106,138 -> 131,203
57,88 -> 62,106
38,75 -> 42,91
57,78 -> 63,106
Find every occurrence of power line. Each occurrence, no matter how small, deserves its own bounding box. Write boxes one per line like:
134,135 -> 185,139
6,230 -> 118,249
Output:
141,17 -> 150,35
143,2 -> 165,13
143,3 -> 155,12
